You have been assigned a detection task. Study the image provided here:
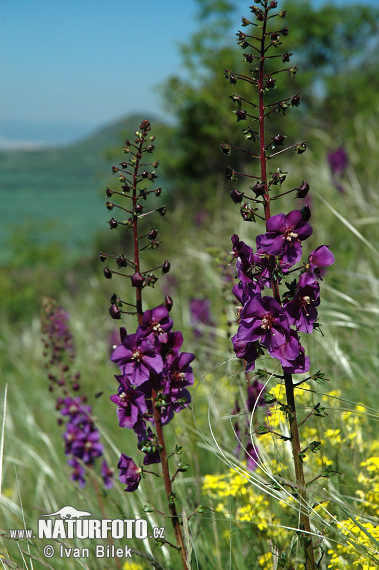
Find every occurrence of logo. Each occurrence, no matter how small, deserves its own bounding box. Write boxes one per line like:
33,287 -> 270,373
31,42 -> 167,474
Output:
38,505 -> 148,540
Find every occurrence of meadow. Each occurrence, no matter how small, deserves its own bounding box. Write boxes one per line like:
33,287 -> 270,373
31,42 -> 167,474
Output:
1,1 -> 379,568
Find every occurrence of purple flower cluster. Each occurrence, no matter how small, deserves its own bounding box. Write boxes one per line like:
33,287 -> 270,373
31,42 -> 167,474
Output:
41,299 -> 113,489
110,303 -> 195,491
231,210 -> 334,373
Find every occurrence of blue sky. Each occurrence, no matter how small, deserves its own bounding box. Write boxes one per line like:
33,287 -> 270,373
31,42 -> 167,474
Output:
1,0 -> 377,148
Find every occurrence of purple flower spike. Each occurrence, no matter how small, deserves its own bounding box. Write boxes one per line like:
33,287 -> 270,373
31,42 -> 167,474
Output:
269,330 -> 310,374
256,210 -> 313,266
118,453 -> 141,492
237,296 -> 290,351
111,330 -> 163,386
327,146 -> 348,175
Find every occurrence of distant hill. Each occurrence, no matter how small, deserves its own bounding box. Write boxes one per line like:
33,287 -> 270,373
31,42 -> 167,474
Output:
0,114 -> 165,264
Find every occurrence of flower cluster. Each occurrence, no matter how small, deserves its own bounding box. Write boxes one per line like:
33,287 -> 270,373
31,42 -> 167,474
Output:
231,216 -> 334,373
41,298 -> 113,488
110,302 -> 195,490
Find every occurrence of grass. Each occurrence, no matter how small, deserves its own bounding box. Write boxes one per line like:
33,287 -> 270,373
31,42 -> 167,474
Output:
0,112 -> 379,569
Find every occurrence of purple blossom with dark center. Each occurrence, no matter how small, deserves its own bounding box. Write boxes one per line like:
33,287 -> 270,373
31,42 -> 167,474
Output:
110,375 -> 148,431
63,422 -> 81,455
71,424 -> 104,465
256,210 -> 313,266
189,298 -> 215,338
118,453 -> 141,492
162,351 -> 195,396
67,458 -> 86,487
111,330 -> 163,386
237,296 -> 290,351
283,281 -> 320,333
141,304 -> 173,340
101,460 -> 114,489
269,330 -> 310,374
59,397 -> 91,422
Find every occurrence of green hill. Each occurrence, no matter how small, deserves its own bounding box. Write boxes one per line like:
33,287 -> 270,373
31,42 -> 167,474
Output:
0,113 -> 164,264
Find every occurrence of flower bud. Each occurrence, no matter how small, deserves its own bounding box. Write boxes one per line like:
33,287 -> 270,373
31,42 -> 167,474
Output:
155,187 -> 162,196
265,77 -> 276,89
116,254 -> 127,267
108,218 -> 118,229
230,187 -> 244,203
122,184 -> 131,192
131,272 -> 145,287
291,94 -> 301,107
236,109 -> 247,121
162,260 -> 171,274
103,267 -> 112,279
148,229 -> 158,240
244,53 -> 253,63
272,133 -> 285,147
109,304 -> 122,319
296,180 -> 310,198
282,52 -> 291,63
296,142 -> 307,154
300,205 -> 311,222
141,170 -> 148,179
225,167 -> 237,181
252,182 -> 265,197
165,296 -> 173,312
135,204 -> 143,214
106,187 -> 114,197
220,142 -> 232,155
140,119 -> 150,131
158,206 -> 167,216
105,202 -> 114,210
99,253 -> 107,262
241,18 -> 250,26
112,166 -> 119,173
269,1 -> 278,8
281,27 -> 289,36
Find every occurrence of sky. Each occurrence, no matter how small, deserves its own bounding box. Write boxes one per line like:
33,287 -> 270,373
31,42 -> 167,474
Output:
1,0 -> 378,149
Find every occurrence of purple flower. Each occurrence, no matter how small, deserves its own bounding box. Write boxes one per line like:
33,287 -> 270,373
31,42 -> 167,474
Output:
71,424 -> 104,465
118,453 -> 141,492
60,397 -> 91,422
101,460 -> 114,489
110,376 -> 148,431
283,282 -> 320,333
141,304 -> 173,339
256,210 -> 313,266
301,245 -> 335,285
237,296 -> 290,351
269,330 -> 310,374
327,146 -> 348,175
189,298 -> 214,338
111,330 -> 163,386
231,335 -> 260,371
67,458 -> 86,487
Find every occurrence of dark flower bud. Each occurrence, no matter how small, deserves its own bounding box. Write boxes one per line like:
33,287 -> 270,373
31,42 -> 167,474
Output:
282,52 -> 291,63
140,119 -> 150,131
148,228 -> 158,240
241,17 -> 251,26
229,73 -> 237,84
244,53 -> 253,63
118,174 -> 126,182
116,254 -> 127,267
141,170 -> 148,179
48,384 -> 53,392
120,161 -> 128,168
155,187 -> 162,196
147,172 -> 157,181
105,187 -> 114,197
112,166 -> 119,173
288,66 -> 298,78
108,217 -> 118,229
139,188 -> 148,199
237,31 -> 246,41
269,1 -> 278,8
240,203 -> 257,222
300,205 -> 311,222
99,252 -> 107,262
135,204 -> 143,214
265,77 -> 276,89
146,144 -> 155,153
296,142 -> 307,154
131,272 -> 145,287
279,10 -> 287,18
109,304 -> 122,319
57,417 -> 63,425
281,27 -> 289,36
297,180 -> 310,198
122,184 -> 131,192
103,267 -> 112,279
230,187 -> 244,203
162,260 -> 171,274
252,182 -> 265,197
152,161 -> 159,168
165,296 -> 173,312
220,142 -> 232,155
236,109 -> 247,121
158,206 -> 167,216
271,32 -> 280,41
105,202 -> 114,210
136,153 -> 142,159
272,133 -> 285,147
291,94 -> 301,107
225,167 -> 237,181
149,136 -> 155,141
145,274 -> 158,287
72,382 -> 80,391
